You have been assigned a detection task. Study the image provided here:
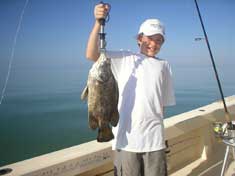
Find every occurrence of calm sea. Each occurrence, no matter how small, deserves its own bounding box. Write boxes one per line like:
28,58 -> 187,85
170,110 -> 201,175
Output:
0,62 -> 234,167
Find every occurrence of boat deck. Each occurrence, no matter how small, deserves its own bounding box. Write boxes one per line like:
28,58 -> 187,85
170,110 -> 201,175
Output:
80,141 -> 235,176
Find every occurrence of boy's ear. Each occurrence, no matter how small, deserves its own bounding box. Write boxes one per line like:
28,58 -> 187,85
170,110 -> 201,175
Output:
137,34 -> 143,46
137,34 -> 142,41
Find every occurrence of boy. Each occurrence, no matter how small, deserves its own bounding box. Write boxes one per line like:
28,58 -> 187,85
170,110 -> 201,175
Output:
86,3 -> 175,176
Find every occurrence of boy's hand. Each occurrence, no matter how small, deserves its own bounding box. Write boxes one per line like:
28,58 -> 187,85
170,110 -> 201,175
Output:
94,3 -> 110,21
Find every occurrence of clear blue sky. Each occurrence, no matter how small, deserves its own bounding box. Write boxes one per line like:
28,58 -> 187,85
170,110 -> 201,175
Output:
0,0 -> 234,70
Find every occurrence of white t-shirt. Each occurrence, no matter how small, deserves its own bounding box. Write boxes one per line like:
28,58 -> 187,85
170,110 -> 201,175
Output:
106,50 -> 175,152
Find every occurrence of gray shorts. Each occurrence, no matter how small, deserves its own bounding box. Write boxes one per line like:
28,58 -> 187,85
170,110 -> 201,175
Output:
114,149 -> 167,176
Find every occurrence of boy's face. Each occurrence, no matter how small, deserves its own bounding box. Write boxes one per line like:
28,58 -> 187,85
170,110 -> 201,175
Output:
138,34 -> 164,57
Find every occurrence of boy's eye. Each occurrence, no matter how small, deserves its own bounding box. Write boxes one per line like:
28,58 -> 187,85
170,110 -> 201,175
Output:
148,36 -> 161,42
156,39 -> 163,43
152,38 -> 163,44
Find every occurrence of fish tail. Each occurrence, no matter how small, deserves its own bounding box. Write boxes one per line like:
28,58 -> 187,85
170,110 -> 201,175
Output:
97,125 -> 114,142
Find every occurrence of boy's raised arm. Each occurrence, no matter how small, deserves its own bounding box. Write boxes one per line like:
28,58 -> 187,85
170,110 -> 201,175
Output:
86,3 -> 110,62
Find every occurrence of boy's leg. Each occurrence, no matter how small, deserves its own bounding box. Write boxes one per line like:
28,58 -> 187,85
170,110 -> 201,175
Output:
143,149 -> 167,176
114,150 -> 142,176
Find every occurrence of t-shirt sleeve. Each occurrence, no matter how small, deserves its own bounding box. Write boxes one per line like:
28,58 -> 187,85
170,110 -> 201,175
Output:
163,62 -> 176,107
106,50 -> 129,81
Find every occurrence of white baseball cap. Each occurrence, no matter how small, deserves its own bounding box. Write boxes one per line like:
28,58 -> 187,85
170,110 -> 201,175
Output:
138,19 -> 165,40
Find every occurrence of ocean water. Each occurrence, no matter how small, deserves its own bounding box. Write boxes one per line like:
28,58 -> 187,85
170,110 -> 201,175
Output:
0,62 -> 234,167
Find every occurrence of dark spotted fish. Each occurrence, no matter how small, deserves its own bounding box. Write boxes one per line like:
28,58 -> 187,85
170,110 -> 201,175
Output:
81,52 -> 119,142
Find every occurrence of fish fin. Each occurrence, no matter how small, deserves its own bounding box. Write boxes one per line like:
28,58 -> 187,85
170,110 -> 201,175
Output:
81,85 -> 88,100
97,125 -> 114,142
110,109 -> 119,127
88,111 -> 98,130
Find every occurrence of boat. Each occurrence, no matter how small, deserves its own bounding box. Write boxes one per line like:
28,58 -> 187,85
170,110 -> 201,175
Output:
0,96 -> 234,176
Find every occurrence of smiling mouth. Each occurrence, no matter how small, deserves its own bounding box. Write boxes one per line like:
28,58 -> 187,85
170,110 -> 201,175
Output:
147,47 -> 157,52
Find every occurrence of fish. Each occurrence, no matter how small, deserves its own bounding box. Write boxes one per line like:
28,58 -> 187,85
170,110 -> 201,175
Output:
81,52 -> 119,142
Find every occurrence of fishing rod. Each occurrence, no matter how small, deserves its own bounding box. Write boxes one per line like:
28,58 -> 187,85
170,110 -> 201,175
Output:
194,0 -> 234,130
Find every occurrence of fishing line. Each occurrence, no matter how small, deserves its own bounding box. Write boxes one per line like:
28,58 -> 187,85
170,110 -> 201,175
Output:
0,0 -> 29,105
